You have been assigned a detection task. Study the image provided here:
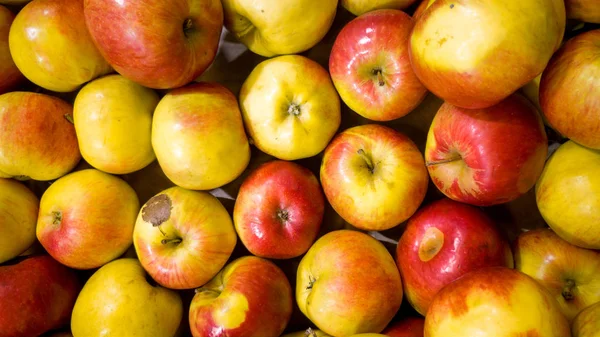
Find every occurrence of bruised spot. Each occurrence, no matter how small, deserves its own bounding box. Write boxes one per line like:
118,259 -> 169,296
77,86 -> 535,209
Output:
141,194 -> 172,226
515,329 -> 540,337
438,37 -> 448,47
450,3 -> 455,8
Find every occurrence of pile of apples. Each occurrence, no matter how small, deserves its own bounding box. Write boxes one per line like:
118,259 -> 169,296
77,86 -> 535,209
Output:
1,0 -> 599,336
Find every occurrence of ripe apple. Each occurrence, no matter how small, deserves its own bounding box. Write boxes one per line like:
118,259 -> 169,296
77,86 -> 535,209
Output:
0,178 -> 38,264
71,258 -> 183,337
566,0 -> 600,23
281,328 -> 330,337
133,186 -> 237,290
425,267 -> 571,336
152,81 -> 251,190
239,54 -> 341,160
572,301 -> 600,337
73,74 -> 159,175
36,169 -> 139,269
221,0 -> 338,57
296,230 -> 403,336
329,9 -> 427,121
540,29 -> 600,149
425,93 -> 548,206
0,92 -> 80,181
341,0 -> 417,16
8,0 -> 112,92
233,160 -> 324,259
0,255 -> 80,337
536,140 -> 600,249
409,0 -> 565,109
190,256 -> 293,337
320,124 -> 429,231
396,198 -> 513,315
0,5 -> 24,94
412,0 -> 435,20
382,317 -> 425,337
514,228 -> 600,321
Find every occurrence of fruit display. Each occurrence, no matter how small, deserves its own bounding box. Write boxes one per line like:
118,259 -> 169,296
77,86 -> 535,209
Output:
0,0 -> 599,336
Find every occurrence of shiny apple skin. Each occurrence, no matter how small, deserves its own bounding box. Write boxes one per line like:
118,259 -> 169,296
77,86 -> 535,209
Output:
189,256 -> 293,337
397,198 -> 513,315
514,228 -> 600,321
0,6 -> 23,94
233,160 -> 325,259
572,301 -> 600,337
540,29 -> 600,149
84,0 -> 223,89
425,93 -> 548,206
0,178 -> 38,264
329,9 -> 427,121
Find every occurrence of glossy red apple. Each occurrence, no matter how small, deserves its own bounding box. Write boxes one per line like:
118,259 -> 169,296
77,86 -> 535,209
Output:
233,160 -> 325,259
382,317 -> 425,337
0,5 -> 23,94
425,93 -> 548,206
83,0 -> 223,89
329,9 -> 427,121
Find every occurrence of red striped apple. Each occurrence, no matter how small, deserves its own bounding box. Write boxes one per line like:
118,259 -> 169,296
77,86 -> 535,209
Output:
382,317 -> 425,337
0,5 -> 23,94
425,93 -> 548,206
341,0 -> 417,16
572,302 -> 600,337
0,178 -> 38,264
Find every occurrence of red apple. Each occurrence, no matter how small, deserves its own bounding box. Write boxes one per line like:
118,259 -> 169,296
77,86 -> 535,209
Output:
329,9 -> 427,121
83,0 -> 223,89
540,29 -> 600,149
233,160 -> 325,259
382,317 -> 425,337
425,93 -> 548,206
189,256 -> 293,337
0,5 -> 23,94
0,255 -> 80,337
396,198 -> 514,315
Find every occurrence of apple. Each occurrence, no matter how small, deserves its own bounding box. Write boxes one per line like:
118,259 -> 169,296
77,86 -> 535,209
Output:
329,9 -> 427,121
8,0 -> 112,93
152,81 -> 251,190
572,301 -> 600,337
0,5 -> 23,94
425,93 -> 548,206
83,0 -> 222,89
566,0 -> 600,23
36,169 -> 140,269
514,228 -> 600,321
409,0 -> 565,109
396,198 -> 513,315
0,178 -> 38,264
239,54 -> 341,160
233,160 -> 325,259
71,258 -> 183,337
0,92 -> 80,181
190,255 -> 293,337
382,317 -> 425,337
73,74 -> 159,175
540,29 -> 600,149
296,230 -> 403,336
412,0 -> 435,20
133,186 -> 237,290
281,328 -> 330,337
0,255 -> 80,337
536,140 -> 600,249
424,267 -> 571,336
320,124 -> 429,231
221,0 -> 338,57
341,0 -> 417,16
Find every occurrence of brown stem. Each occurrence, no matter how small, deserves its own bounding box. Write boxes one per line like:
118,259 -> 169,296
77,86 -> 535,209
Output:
373,68 -> 385,86
161,238 -> 182,245
305,328 -> 318,337
64,113 -> 74,124
357,149 -> 374,173
426,156 -> 462,167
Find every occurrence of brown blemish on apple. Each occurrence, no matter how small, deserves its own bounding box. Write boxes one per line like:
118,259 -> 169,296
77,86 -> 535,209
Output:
419,227 -> 444,262
141,194 -> 172,227
515,329 -> 540,337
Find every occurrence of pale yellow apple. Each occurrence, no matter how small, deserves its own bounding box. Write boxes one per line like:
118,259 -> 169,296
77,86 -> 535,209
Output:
221,0 -> 338,57
71,258 -> 183,337
73,74 -> 158,175
0,178 -> 38,263
341,0 -> 417,16
572,302 -> 600,337
239,55 -> 341,160
536,140 -> 600,249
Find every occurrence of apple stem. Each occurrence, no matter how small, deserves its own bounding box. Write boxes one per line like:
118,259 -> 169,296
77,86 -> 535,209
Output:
373,68 -> 385,87
64,113 -> 74,124
304,328 -> 318,337
183,18 -> 194,36
306,275 -> 317,290
426,156 -> 462,167
562,279 -> 576,301
357,149 -> 375,173
161,238 -> 182,245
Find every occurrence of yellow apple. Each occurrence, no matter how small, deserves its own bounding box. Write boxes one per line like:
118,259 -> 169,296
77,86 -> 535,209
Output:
71,258 -> 183,337
240,55 -> 341,160
341,0 -> 417,16
73,74 -> 158,175
572,302 -> 600,337
536,140 -> 600,249
0,178 -> 38,263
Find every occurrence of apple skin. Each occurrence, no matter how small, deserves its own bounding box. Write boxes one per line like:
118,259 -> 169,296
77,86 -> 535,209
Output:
71,258 -> 183,337
233,160 -> 325,259
425,93 -> 548,206
514,227 -> 600,322
239,55 -> 341,161
153,81 -> 251,190
8,0 -> 112,92
0,255 -> 80,337
73,74 -> 159,175
0,6 -> 24,94
540,29 -> 600,149
329,9 -> 427,121
424,267 -> 571,337
412,0 -> 435,21
572,301 -> 600,337
0,178 -> 38,264
396,198 -> 513,316
536,140 -> 600,249
133,186 -> 237,290
296,230 -> 403,336
190,256 -> 293,337
409,0 -> 565,109
281,328 -> 331,337
566,0 -> 600,23
382,317 -> 425,337
341,0 -> 417,16
36,169 -> 140,270
0,92 -> 80,181
320,124 -> 429,231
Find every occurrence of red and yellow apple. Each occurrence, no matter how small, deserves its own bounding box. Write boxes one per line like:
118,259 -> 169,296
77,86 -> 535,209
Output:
412,0 -> 435,21
382,317 -> 425,337
0,178 -> 38,264
566,0 -> 600,23
0,5 -> 23,94
341,0 -> 417,16
572,301 -> 600,337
